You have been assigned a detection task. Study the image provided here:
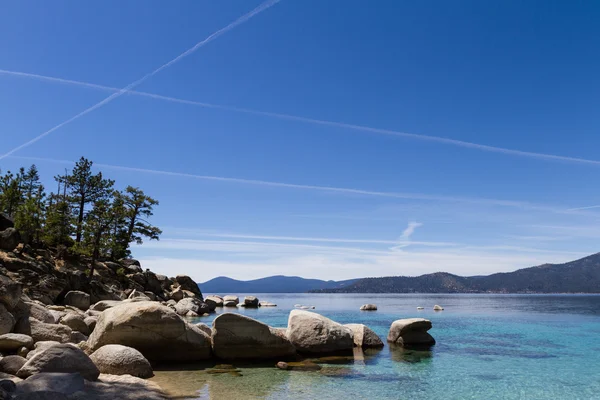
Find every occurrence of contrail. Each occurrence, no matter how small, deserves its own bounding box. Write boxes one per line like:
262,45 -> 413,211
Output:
8,155 -> 570,212
566,204 -> 600,211
2,72 -> 600,166
0,0 -> 280,161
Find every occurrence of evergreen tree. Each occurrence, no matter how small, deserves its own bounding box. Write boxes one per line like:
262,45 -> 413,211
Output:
66,157 -> 114,244
14,185 -> 46,244
83,197 -> 121,277
0,169 -> 24,217
116,186 -> 162,258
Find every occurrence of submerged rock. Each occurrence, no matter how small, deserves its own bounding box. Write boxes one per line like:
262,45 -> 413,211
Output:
387,318 -> 435,348
276,361 -> 321,371
212,313 -> 296,360
287,310 -> 353,354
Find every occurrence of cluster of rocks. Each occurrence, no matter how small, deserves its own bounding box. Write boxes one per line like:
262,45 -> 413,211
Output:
202,295 -> 276,310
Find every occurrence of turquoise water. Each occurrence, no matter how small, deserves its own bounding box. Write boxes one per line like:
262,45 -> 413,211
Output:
152,294 -> 600,399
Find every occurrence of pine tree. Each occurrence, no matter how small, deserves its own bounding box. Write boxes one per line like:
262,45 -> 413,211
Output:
0,169 -> 25,217
66,157 -> 114,244
116,186 -> 162,258
83,197 -> 121,277
14,185 -> 46,244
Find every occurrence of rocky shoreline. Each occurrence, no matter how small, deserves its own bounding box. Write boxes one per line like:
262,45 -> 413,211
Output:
0,236 -> 435,399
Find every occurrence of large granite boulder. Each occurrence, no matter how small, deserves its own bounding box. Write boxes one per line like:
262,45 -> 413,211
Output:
63,292 -> 90,311
14,372 -> 84,396
287,310 -> 354,354
89,300 -> 123,312
242,296 -> 259,308
387,318 -> 435,348
174,298 -> 210,316
128,290 -> 151,301
204,296 -> 223,308
174,275 -> 202,300
0,334 -> 34,352
86,301 -> 211,361
0,355 -> 27,375
223,295 -> 239,307
0,275 -> 22,310
59,314 -> 90,336
0,228 -> 20,251
17,343 -> 100,381
25,303 -> 57,324
80,373 -> 168,400
89,345 -> 153,378
344,324 -> 384,348
0,304 -> 16,335
29,319 -> 72,343
211,314 -> 296,360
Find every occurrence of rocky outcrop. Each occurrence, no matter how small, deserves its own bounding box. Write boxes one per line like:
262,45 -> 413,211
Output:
287,310 -> 354,354
63,292 -> 90,311
0,334 -> 34,352
211,314 -> 296,360
359,304 -> 377,311
87,301 -> 211,362
89,345 -> 153,379
174,275 -> 203,300
344,324 -> 383,348
387,318 -> 435,348
17,343 -> 100,381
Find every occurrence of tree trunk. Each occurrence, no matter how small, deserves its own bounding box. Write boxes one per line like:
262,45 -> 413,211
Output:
89,231 -> 101,278
76,194 -> 85,243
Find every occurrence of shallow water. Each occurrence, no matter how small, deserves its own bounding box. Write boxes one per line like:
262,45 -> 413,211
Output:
151,293 -> 600,399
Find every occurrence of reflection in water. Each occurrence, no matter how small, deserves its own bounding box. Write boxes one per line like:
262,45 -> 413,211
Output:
151,362 -> 290,400
388,344 -> 434,364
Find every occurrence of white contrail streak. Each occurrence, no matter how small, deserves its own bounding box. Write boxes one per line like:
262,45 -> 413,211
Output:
0,0 -> 280,161
566,205 -> 600,211
2,73 -> 600,167
8,155 -> 569,212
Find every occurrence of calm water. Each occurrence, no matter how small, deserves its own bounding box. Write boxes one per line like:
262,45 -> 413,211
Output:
151,294 -> 600,399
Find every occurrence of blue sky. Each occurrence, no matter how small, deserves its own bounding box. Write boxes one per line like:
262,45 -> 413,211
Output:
1,0 -> 600,281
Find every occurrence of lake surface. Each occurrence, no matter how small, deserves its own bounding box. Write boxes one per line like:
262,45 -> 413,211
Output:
151,293 -> 600,399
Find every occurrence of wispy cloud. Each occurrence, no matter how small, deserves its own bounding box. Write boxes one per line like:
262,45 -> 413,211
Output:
0,0 -> 280,160
400,222 -> 423,240
137,240 -> 587,281
3,69 -> 600,166
8,155 -> 581,214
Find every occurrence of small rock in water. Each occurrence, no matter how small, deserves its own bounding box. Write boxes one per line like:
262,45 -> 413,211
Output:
360,304 -> 377,311
433,305 -> 444,311
294,304 -> 302,308
259,301 -> 277,307
276,361 -> 321,371
417,307 -> 424,310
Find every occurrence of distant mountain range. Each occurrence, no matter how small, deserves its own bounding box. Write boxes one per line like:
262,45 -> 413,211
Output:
199,253 -> 600,294
311,253 -> 600,294
199,275 -> 358,294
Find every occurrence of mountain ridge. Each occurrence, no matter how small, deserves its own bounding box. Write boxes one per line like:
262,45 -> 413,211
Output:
311,252 -> 600,293
199,275 -> 358,294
